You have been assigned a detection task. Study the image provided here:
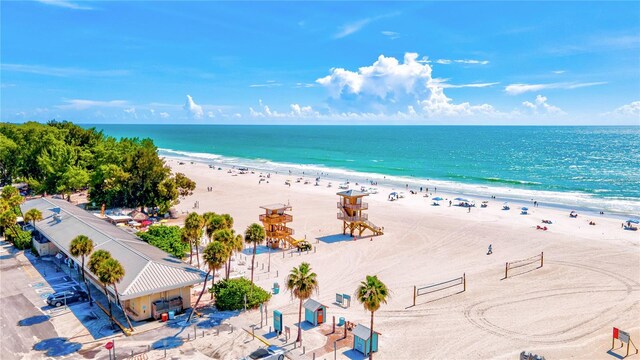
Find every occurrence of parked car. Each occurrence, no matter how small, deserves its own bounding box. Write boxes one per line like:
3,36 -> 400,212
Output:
46,288 -> 88,307
240,346 -> 286,360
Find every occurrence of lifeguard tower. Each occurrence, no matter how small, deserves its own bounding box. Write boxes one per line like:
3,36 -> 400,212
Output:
337,190 -> 383,236
259,203 -> 302,248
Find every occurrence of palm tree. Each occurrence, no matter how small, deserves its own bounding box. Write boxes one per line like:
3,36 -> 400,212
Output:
188,241 -> 227,322
184,212 -> 204,267
69,235 -> 94,305
356,275 -> 389,360
89,250 -> 112,321
97,258 -> 132,330
286,262 -> 319,343
212,229 -> 234,279
88,249 -> 111,274
23,208 -> 42,228
244,223 -> 265,284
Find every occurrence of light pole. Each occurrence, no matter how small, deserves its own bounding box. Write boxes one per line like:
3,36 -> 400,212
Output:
268,245 -> 271,273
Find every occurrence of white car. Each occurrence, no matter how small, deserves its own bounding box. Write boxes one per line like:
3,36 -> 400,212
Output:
240,346 -> 286,360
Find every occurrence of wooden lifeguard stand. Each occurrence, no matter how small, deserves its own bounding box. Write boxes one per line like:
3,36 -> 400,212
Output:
259,203 -> 300,248
337,190 -> 383,237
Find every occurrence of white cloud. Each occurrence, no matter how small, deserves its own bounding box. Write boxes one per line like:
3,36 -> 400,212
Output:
552,70 -> 566,74
56,99 -> 129,110
316,53 -> 433,99
521,94 -> 564,114
612,101 -> 640,117
123,107 -> 137,118
294,83 -> 316,88
183,95 -> 204,119
249,82 -> 282,88
1,64 -> 127,77
249,101 -> 319,118
207,111 -> 215,118
440,82 -> 499,89
334,12 -> 399,39
160,112 -> 170,118
505,81 -> 607,95
381,31 -> 400,40
36,0 -> 93,10
435,59 -> 489,65
316,52 -> 496,117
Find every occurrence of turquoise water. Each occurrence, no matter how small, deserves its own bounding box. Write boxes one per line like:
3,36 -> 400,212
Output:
91,125 -> 640,215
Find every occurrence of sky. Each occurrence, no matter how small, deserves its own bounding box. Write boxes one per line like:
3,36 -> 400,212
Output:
1,1 -> 639,125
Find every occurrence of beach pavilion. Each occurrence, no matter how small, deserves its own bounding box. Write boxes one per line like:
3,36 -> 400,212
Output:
20,197 -> 207,322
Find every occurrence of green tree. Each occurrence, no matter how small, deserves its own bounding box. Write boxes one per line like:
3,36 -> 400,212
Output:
23,208 -> 42,228
356,275 -> 390,360
244,223 -> 265,284
69,235 -> 94,306
183,212 -> 204,267
286,262 -> 319,343
137,225 -> 187,258
174,172 -> 196,197
188,241 -> 228,322
0,210 -> 19,239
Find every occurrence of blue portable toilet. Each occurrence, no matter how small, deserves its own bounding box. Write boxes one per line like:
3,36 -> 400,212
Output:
353,323 -> 380,356
303,299 -> 326,326
273,310 -> 283,334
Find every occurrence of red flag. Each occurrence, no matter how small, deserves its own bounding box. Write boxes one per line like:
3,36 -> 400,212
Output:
613,327 -> 619,339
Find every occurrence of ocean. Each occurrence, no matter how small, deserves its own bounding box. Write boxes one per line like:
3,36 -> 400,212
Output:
90,125 -> 640,216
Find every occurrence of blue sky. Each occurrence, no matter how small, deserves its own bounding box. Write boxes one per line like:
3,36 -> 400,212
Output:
1,1 -> 639,125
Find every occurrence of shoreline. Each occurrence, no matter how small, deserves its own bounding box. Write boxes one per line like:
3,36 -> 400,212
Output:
165,157 -> 640,359
161,151 -> 640,219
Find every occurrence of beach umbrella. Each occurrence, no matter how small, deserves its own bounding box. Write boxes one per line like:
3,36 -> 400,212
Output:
521,207 -> 529,211
627,219 -> 640,224
454,197 -> 469,202
433,197 -> 443,201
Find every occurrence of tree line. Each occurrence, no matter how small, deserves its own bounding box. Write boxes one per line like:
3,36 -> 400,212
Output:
0,121 -> 195,212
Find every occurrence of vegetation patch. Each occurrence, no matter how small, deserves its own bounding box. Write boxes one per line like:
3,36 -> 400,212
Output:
211,278 -> 271,311
137,225 -> 187,259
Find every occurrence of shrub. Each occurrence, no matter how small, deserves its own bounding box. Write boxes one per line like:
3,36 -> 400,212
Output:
211,278 -> 271,311
11,227 -> 33,250
137,225 -> 187,259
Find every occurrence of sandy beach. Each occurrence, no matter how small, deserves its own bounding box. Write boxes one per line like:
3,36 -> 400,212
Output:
168,158 -> 640,359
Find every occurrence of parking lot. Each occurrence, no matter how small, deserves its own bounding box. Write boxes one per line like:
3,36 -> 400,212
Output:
0,240 -> 118,359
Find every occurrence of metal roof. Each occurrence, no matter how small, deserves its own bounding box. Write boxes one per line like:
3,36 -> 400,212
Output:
336,190 -> 368,197
303,298 -> 325,311
260,203 -> 291,211
20,198 -> 207,300
353,324 -> 380,340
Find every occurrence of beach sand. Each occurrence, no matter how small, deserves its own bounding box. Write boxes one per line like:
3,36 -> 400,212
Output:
168,159 -> 640,359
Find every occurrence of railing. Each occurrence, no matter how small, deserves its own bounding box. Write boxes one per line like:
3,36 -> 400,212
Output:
266,226 -> 294,236
336,202 -> 368,210
337,213 -> 368,222
259,214 -> 293,223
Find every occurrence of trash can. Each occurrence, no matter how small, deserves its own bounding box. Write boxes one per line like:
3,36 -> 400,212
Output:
161,313 -> 168,322
168,311 -> 175,320
338,317 -> 345,326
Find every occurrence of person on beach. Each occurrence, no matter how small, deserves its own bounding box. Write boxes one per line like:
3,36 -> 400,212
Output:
487,244 -> 493,255
468,207 -> 471,213
449,200 -> 452,207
